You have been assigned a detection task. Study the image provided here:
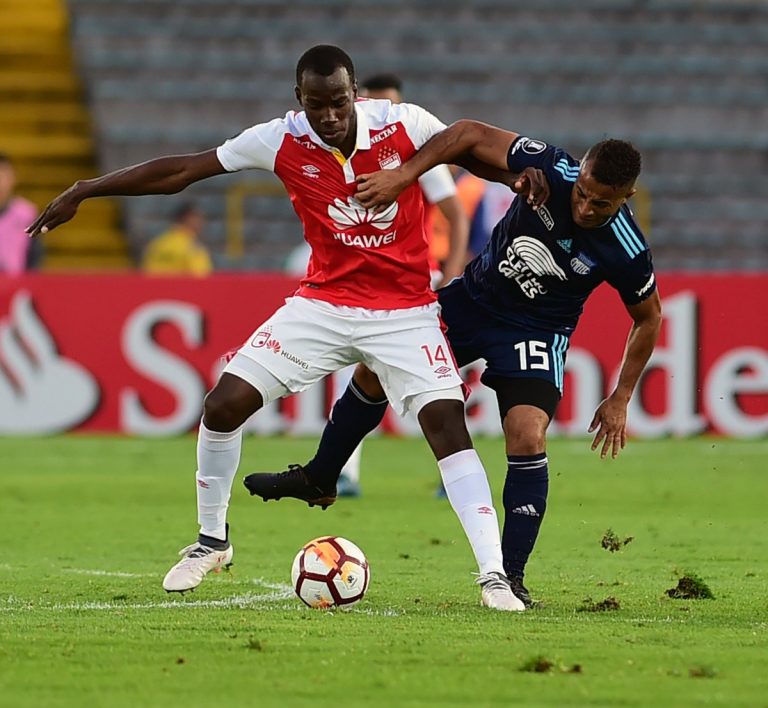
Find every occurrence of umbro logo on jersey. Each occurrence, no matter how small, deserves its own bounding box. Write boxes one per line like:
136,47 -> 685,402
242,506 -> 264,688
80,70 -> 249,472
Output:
301,164 -> 320,179
511,504 -> 540,517
434,365 -> 453,378
557,239 -> 572,253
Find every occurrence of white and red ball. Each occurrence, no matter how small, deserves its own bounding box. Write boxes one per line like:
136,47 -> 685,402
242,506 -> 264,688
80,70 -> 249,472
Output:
291,536 -> 370,608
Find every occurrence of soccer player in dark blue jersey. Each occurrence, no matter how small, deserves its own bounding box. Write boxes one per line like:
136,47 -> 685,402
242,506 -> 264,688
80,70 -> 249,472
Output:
245,120 -> 662,609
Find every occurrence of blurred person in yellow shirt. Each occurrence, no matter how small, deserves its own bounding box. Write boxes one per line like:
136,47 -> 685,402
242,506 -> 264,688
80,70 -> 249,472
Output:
142,202 -> 212,275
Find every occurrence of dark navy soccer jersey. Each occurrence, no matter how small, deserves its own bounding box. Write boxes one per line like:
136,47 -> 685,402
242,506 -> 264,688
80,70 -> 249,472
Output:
462,136 -> 657,336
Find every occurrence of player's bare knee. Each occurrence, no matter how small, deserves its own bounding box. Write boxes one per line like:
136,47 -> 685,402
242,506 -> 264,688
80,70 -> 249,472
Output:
203,376 -> 263,432
503,407 -> 548,454
352,364 -> 386,401
418,399 -> 472,458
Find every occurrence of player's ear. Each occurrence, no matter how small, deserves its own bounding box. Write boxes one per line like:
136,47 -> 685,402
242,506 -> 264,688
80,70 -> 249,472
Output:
294,85 -> 302,106
625,186 -> 637,201
352,81 -> 358,99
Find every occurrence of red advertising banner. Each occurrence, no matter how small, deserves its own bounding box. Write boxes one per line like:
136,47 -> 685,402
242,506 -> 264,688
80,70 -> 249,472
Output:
0,273 -> 766,437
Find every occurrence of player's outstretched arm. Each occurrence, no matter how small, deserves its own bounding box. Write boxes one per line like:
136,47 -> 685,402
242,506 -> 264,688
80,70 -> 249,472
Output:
26,149 -> 226,237
589,291 -> 662,459
356,120 -> 521,208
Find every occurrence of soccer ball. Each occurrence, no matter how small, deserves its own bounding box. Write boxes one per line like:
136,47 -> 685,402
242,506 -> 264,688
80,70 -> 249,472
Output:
291,536 -> 370,608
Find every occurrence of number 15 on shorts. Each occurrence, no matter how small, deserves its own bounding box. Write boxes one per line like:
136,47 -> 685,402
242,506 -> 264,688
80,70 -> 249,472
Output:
514,340 -> 550,370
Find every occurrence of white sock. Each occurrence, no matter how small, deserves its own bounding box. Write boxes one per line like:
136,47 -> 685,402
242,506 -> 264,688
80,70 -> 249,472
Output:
438,449 -> 505,576
340,443 -> 362,483
196,421 -> 243,541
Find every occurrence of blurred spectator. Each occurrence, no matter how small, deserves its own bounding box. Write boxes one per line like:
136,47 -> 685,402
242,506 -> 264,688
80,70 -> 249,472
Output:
360,74 -> 469,287
142,202 -> 212,275
0,153 -> 41,275
466,177 -> 517,259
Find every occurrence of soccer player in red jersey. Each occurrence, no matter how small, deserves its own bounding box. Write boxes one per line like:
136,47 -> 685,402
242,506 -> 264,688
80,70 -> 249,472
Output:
28,46 -> 546,611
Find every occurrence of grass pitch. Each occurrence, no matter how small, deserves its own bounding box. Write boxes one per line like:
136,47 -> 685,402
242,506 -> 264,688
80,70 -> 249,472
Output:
0,435 -> 766,707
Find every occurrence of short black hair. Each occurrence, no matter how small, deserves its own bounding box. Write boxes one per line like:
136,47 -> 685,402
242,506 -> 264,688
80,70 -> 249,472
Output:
584,139 -> 642,188
361,73 -> 403,94
295,45 -> 355,86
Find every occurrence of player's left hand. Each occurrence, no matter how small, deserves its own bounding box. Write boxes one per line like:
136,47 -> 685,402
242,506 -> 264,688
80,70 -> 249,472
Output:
588,394 -> 629,459
356,169 -> 409,211
511,167 -> 550,211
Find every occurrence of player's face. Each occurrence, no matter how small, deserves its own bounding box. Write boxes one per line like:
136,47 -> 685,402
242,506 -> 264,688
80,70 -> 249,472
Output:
571,160 -> 636,229
296,68 -> 357,151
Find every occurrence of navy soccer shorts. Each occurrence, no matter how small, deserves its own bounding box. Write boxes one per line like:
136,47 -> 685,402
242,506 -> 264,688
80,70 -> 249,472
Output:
438,279 -> 567,419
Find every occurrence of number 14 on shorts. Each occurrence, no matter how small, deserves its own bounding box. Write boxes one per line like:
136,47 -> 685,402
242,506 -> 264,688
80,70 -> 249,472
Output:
421,344 -> 450,367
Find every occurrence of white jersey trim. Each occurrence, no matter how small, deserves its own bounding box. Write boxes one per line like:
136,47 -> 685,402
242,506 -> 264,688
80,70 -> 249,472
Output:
418,164 -> 456,204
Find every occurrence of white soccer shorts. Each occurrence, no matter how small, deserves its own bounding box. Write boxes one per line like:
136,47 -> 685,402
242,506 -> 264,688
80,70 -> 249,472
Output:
222,296 -> 463,416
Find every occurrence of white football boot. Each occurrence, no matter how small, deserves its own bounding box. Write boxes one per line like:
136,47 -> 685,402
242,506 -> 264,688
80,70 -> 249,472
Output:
162,542 -> 234,593
476,571 -> 527,612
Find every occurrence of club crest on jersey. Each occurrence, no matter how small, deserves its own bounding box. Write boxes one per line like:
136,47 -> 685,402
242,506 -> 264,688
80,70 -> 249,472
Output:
378,146 -> 402,170
570,254 -> 595,275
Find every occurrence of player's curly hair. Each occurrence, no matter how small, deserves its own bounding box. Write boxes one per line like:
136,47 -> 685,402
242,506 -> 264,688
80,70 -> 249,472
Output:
296,45 -> 356,86
585,139 -> 641,188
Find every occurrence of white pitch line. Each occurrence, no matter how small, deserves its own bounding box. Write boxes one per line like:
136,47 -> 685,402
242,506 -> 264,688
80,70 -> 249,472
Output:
0,588 -> 296,613
63,568 -> 156,579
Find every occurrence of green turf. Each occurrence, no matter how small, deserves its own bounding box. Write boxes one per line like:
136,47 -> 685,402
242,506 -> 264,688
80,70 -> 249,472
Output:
0,435 -> 766,707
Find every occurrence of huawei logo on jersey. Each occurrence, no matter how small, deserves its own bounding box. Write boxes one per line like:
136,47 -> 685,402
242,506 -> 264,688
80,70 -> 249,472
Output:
328,197 -> 398,232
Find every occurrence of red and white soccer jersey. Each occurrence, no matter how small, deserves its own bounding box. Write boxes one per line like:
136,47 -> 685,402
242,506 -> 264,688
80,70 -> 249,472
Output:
216,99 -> 446,310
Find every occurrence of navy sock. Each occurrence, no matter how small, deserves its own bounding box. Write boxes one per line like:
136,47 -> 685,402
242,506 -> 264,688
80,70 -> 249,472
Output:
198,523 -> 229,549
304,380 -> 388,488
502,453 -> 549,580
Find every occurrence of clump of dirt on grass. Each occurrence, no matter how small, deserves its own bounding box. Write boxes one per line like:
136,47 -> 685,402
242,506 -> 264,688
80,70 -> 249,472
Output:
665,573 -> 715,600
577,596 -> 621,612
520,655 -> 554,673
689,665 -> 717,678
519,656 -> 584,674
600,528 -> 634,552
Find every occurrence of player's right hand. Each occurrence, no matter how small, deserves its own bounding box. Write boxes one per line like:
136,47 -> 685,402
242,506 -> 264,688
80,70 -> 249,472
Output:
26,185 -> 82,238
512,167 -> 550,211
355,169 -> 409,211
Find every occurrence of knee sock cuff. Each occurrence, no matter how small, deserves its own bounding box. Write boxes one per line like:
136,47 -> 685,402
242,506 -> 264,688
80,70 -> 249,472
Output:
507,452 -> 548,471
437,449 -> 481,485
348,379 -> 388,406
199,421 -> 244,448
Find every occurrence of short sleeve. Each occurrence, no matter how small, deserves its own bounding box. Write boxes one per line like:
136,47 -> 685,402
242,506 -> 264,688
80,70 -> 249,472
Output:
506,136 -> 580,188
417,164 -> 457,204
391,102 -> 448,150
216,117 -> 287,173
607,250 -> 657,306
